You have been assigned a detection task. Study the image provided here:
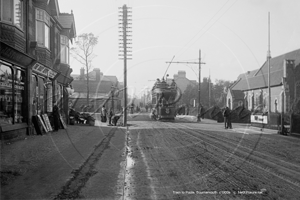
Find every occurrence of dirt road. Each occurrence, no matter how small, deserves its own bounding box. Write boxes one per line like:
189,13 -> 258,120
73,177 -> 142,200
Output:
1,114 -> 300,199
123,119 -> 300,200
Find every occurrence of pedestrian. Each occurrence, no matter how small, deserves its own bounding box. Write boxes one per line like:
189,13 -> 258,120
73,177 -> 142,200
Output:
53,103 -> 60,131
145,104 -> 148,112
223,107 -> 229,129
227,108 -> 233,129
101,105 -> 107,122
223,107 -> 232,129
108,108 -> 113,125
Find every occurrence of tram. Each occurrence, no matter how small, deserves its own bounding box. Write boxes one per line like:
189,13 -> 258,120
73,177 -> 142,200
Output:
151,78 -> 182,120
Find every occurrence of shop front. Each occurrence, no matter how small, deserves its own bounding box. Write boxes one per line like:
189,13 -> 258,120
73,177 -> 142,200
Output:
31,62 -> 59,135
0,42 -> 35,139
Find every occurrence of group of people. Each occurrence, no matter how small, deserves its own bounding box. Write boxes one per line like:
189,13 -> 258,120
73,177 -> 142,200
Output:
223,106 -> 232,129
101,106 -> 120,126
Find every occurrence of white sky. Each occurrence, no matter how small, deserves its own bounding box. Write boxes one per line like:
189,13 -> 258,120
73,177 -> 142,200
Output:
59,0 -> 300,97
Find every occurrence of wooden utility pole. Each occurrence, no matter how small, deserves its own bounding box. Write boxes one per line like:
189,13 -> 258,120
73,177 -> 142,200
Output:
166,49 -> 205,122
267,12 -> 272,127
119,4 -> 132,126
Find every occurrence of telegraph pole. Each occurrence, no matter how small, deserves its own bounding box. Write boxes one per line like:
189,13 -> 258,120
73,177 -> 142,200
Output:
267,12 -> 271,127
166,49 -> 206,122
119,5 -> 132,126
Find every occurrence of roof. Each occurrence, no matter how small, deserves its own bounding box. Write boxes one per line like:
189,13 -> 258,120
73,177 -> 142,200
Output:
72,80 -> 113,94
231,49 -> 300,91
57,12 -> 76,39
231,90 -> 244,99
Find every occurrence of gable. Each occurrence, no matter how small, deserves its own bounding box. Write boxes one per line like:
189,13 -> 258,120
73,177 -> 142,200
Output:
232,49 -> 300,91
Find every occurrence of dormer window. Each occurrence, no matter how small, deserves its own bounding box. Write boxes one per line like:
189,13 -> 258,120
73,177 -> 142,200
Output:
60,35 -> 69,64
35,8 -> 50,49
0,0 -> 23,30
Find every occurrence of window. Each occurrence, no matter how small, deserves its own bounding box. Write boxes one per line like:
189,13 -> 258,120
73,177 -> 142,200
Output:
0,63 -> 26,124
36,8 -> 50,49
0,0 -> 23,29
60,35 -> 69,64
14,68 -> 25,123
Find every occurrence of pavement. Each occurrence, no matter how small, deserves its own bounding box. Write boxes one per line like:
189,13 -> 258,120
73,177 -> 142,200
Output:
0,123 -> 127,200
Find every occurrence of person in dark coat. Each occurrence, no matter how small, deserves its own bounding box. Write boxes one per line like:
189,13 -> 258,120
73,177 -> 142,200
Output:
53,103 -> 60,131
101,105 -> 107,122
108,108 -> 113,125
223,107 -> 232,129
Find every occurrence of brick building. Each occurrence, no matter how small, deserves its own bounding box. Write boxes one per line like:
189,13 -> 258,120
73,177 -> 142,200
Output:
227,49 -> 300,128
70,68 -> 123,112
0,0 -> 76,138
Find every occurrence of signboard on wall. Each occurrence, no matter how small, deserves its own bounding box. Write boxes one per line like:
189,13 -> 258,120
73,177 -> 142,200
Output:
251,114 -> 268,124
42,114 -> 53,132
32,63 -> 58,79
37,115 -> 48,132
59,114 -> 67,129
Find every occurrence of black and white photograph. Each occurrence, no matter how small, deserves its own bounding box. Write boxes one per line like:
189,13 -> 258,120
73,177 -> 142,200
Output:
1,0 -> 300,199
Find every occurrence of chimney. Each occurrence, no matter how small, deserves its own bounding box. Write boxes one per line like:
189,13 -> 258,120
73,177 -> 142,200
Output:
93,68 -> 101,81
178,70 -> 186,78
80,67 -> 85,80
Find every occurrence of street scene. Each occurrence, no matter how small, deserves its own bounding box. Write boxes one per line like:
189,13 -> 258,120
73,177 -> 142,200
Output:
1,0 -> 300,199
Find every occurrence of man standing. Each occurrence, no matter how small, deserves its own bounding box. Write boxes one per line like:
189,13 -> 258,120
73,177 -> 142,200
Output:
223,107 -> 229,129
53,103 -> 60,131
101,105 -> 107,122
108,108 -> 113,125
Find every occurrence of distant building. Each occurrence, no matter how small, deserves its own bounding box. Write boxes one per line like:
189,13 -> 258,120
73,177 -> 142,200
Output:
70,68 -> 123,112
167,70 -> 197,93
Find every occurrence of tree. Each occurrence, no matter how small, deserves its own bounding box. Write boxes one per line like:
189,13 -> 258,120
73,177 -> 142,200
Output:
180,84 -> 198,106
71,33 -> 98,105
212,79 -> 233,107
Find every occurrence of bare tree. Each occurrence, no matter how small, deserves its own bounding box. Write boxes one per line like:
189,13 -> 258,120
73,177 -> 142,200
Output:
71,33 -> 98,105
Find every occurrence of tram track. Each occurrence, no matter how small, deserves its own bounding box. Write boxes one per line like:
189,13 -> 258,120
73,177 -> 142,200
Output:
168,122 -> 300,189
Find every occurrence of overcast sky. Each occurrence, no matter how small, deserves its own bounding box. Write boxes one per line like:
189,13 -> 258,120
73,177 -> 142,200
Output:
59,0 -> 300,97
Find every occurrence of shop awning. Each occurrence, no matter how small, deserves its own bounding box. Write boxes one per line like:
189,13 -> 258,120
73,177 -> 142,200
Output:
0,41 -> 35,67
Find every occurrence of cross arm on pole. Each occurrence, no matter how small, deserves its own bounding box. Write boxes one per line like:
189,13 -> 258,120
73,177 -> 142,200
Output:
165,61 -> 206,65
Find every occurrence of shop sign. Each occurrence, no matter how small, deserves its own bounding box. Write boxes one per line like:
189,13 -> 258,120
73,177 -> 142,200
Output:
0,95 -> 22,102
251,114 -> 268,124
0,82 -> 24,90
32,63 -> 58,79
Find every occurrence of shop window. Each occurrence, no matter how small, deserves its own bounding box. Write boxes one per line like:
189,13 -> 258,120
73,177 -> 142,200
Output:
14,69 -> 25,123
0,0 -> 23,30
0,64 -> 26,124
0,64 -> 13,124
35,8 -> 50,49
60,35 -> 69,64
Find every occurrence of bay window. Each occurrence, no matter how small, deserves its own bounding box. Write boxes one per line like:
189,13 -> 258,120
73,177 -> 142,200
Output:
0,0 -> 23,30
36,8 -> 50,49
60,35 -> 69,64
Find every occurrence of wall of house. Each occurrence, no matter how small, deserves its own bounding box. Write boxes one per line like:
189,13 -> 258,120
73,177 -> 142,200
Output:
226,91 -> 233,109
244,86 -> 284,113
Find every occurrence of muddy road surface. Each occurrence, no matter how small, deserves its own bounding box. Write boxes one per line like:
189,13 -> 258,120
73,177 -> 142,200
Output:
123,116 -> 300,200
1,113 -> 300,199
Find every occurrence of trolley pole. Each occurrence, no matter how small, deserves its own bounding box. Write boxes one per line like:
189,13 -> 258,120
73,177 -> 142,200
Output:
166,49 -> 206,122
